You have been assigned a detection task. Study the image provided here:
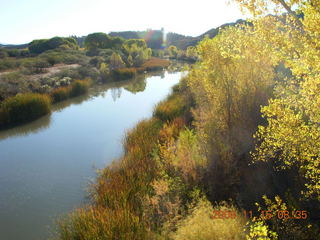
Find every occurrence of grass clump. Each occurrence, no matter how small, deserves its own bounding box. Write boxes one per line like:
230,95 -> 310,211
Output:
50,78 -> 91,103
50,87 -> 70,103
69,79 -> 91,97
58,206 -> 149,240
0,93 -> 51,125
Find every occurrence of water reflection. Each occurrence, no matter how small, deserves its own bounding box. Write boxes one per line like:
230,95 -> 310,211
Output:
0,67 -> 185,141
0,70 -> 182,240
0,72 -> 150,140
0,114 -> 51,141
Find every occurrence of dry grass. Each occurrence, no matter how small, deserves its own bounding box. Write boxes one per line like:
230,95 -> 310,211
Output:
154,93 -> 187,122
50,78 -> 91,103
0,93 -> 51,125
171,198 -> 246,240
141,58 -> 170,71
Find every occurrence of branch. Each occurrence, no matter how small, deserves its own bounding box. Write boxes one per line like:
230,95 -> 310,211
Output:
277,0 -> 304,29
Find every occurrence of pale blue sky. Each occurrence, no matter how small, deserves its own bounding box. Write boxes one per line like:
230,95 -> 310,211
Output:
0,0 -> 244,44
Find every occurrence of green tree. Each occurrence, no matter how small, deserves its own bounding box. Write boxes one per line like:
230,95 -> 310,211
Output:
84,32 -> 112,50
167,45 -> 178,58
123,39 -> 151,66
109,52 -> 125,70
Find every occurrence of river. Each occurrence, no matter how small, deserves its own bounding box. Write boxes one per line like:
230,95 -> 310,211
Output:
0,70 -> 182,240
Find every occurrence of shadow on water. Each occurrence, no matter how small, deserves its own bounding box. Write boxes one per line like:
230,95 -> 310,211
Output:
0,70 -> 172,141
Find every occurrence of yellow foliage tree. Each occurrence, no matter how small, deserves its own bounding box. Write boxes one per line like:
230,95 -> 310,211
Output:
231,0 -> 320,199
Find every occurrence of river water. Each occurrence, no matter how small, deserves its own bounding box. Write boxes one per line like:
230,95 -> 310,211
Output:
0,70 -> 182,240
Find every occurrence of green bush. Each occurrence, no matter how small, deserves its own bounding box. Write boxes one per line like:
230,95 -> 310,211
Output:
70,79 -> 90,97
0,58 -> 20,71
0,93 -> 51,125
112,68 -> 137,80
29,37 -> 78,54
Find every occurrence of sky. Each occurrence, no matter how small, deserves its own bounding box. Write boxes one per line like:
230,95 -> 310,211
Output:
0,0 -> 244,44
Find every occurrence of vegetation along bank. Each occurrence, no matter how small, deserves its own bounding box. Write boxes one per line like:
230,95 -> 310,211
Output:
56,0 -> 320,239
0,33 -> 171,127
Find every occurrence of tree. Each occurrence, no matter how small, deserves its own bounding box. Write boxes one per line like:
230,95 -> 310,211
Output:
109,52 -> 125,70
123,39 -> 151,66
187,25 -> 277,200
167,45 -> 178,58
29,37 -> 78,54
186,46 -> 198,60
84,32 -> 112,50
232,0 -> 320,199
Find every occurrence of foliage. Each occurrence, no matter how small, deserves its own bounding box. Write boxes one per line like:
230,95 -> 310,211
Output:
112,68 -> 137,80
58,206 -> 149,240
186,46 -> 198,61
57,86 -> 193,239
50,78 -> 90,103
0,93 -> 51,125
84,32 -> 113,50
141,57 -> 170,71
248,195 -> 319,240
246,221 -> 278,240
69,79 -> 90,97
123,39 -> 152,67
84,33 -> 125,51
109,52 -> 125,70
99,62 -> 110,82
29,37 -> 78,54
187,24 -> 277,201
167,45 -> 178,58
50,87 -> 71,103
154,93 -> 188,122
235,0 -> 320,200
171,198 -> 246,240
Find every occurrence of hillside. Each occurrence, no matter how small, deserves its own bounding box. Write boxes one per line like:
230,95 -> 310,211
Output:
0,20 -> 247,51
166,19 -> 248,49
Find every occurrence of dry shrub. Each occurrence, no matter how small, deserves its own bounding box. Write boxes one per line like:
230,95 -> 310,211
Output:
171,198 -> 246,240
159,117 -> 186,143
141,58 -> 170,71
112,68 -> 137,80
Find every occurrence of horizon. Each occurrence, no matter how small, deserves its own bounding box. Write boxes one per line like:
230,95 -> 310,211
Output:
0,0 -> 244,44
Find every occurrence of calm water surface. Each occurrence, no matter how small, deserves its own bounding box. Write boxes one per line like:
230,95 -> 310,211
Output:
0,71 -> 181,240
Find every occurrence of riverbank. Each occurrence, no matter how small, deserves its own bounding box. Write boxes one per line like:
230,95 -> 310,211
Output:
57,77 -> 193,239
56,76 -> 249,239
0,58 -> 170,128
0,70 -> 181,240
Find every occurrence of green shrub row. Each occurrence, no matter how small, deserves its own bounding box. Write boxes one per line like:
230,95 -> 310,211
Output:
0,79 -> 91,126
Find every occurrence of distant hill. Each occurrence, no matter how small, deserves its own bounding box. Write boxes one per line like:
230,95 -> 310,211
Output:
166,19 -> 248,49
0,20 -> 247,50
109,29 -> 164,49
0,43 -> 28,49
